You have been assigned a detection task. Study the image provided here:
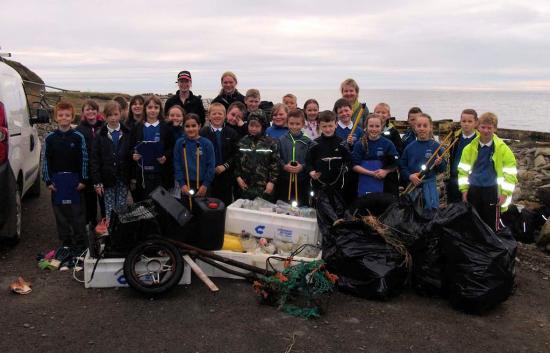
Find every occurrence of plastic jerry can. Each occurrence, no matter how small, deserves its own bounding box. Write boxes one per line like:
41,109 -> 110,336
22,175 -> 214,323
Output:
191,197 -> 226,250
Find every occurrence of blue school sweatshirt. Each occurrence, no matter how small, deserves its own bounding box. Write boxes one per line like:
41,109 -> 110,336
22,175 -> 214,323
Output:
450,134 -> 476,177
351,136 -> 398,167
173,136 -> 216,188
335,122 -> 363,145
399,139 -> 447,182
265,125 -> 289,140
469,142 -> 497,187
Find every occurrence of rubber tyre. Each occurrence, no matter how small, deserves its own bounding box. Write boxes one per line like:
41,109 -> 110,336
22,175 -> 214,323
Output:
5,186 -> 22,245
123,238 -> 183,296
26,171 -> 41,198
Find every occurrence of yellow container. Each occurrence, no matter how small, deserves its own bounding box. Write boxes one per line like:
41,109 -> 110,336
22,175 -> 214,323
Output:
221,234 -> 244,252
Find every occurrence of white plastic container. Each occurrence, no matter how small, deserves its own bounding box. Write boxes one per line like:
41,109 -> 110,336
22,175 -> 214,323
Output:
224,199 -> 320,245
83,251 -> 191,288
195,250 -> 322,280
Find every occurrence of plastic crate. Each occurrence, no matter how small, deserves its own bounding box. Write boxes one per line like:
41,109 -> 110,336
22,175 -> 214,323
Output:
224,199 -> 320,245
195,250 -> 322,280
83,250 -> 191,288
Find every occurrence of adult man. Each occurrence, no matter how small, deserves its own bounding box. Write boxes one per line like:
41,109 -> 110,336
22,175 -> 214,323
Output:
164,70 -> 206,124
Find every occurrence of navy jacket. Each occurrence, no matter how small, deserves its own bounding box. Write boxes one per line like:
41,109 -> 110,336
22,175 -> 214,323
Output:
90,124 -> 131,187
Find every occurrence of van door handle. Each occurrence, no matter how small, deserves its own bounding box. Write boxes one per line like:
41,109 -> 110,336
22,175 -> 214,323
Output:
30,134 -> 35,151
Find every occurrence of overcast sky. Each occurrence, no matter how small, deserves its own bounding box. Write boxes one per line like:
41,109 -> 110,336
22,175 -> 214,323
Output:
2,0 -> 550,94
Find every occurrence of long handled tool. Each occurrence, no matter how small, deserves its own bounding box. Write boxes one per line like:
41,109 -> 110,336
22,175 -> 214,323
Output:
348,106 -> 364,142
182,143 -> 192,210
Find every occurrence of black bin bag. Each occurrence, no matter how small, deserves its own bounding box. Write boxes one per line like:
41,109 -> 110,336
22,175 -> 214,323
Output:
317,191 -> 409,300
435,202 -> 517,314
379,195 -> 444,297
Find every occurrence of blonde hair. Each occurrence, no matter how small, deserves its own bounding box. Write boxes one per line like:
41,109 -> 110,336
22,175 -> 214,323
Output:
272,103 -> 289,116
374,102 -> 391,115
219,71 -> 238,95
208,102 -> 226,116
340,78 -> 359,94
245,89 -> 260,99
479,112 -> 498,128
282,93 -> 297,102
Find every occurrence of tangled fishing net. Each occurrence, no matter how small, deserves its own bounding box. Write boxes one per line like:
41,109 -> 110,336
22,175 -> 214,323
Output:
253,259 -> 338,319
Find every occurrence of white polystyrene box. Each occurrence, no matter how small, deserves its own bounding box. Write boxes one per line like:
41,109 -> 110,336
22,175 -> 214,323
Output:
84,250 -> 191,288
224,199 -> 320,245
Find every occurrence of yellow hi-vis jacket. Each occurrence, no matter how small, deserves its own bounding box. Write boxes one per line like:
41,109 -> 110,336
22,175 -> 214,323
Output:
457,134 -> 518,211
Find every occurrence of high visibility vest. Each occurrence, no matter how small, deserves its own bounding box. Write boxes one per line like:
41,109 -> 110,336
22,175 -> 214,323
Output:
457,134 -> 518,211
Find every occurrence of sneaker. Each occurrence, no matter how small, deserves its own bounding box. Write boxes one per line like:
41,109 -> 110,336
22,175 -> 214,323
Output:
95,218 -> 109,236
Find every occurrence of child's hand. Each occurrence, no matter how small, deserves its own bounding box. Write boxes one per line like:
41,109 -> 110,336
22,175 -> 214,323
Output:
95,185 -> 104,196
196,185 -> 207,197
309,170 -> 321,180
157,156 -> 166,164
347,134 -> 354,145
264,182 -> 274,195
434,156 -> 443,166
132,153 -> 141,161
48,184 -> 57,192
285,163 -> 302,174
130,179 -> 137,191
181,184 -> 190,195
237,177 -> 248,190
497,195 -> 507,206
76,183 -> 86,191
373,169 -> 389,179
409,173 -> 422,186
462,191 -> 468,203
215,165 -> 226,175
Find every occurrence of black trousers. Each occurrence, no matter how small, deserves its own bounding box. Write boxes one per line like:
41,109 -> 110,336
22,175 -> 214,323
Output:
210,172 -> 234,207
446,176 -> 462,204
467,185 -> 499,232
51,194 -> 86,250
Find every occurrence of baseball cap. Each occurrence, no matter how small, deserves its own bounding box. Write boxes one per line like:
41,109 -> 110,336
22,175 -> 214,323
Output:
177,70 -> 192,81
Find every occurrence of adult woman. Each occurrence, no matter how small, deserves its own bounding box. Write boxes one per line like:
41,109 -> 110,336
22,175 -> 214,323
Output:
212,71 -> 245,109
340,78 -> 369,128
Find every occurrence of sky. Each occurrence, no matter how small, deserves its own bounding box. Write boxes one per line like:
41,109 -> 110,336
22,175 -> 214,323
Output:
2,0 -> 550,94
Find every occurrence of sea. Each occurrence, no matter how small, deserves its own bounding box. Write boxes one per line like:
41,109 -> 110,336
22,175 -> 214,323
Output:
198,88 -> 550,133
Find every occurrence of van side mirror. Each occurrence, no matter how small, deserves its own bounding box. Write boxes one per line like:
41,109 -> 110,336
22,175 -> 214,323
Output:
30,108 -> 51,125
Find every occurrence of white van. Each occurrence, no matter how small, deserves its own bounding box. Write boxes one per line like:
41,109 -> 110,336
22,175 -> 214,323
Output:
0,58 -> 49,243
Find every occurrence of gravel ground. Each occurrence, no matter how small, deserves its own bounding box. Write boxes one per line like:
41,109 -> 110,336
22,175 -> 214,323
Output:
0,184 -> 549,353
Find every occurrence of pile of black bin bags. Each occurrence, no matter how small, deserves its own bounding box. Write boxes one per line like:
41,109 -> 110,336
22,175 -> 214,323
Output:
318,191 -> 518,314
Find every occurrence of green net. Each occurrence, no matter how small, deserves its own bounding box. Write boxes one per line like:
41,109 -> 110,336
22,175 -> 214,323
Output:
253,260 -> 337,319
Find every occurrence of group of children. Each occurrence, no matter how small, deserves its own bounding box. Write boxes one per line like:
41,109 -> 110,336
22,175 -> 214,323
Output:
42,74 -> 517,251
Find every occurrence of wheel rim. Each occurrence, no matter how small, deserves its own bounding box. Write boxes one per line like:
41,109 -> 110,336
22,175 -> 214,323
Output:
15,190 -> 21,240
129,244 -> 178,287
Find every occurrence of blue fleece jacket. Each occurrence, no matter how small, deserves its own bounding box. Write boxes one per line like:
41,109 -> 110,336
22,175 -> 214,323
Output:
265,125 -> 289,140
173,136 -> 216,188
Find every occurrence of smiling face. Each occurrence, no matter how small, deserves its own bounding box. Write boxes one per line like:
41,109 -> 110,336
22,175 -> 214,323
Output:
177,78 -> 191,93
288,116 -> 304,134
245,96 -> 261,112
336,106 -> 353,125
226,107 -> 243,125
55,108 -> 73,130
82,105 -> 98,124
415,116 -> 432,141
222,75 -> 237,94
478,123 -> 496,144
341,84 -> 358,104
272,108 -> 288,127
374,106 -> 390,124
131,100 -> 144,118
209,106 -> 226,128
305,102 -> 319,121
184,118 -> 200,139
146,101 -> 161,122
366,116 -> 383,140
168,107 -> 184,126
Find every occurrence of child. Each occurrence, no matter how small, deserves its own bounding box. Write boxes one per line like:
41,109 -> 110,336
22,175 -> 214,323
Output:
352,114 -> 399,196
277,109 -> 312,206
166,104 -> 186,140
458,112 -> 517,231
113,96 -> 129,123
374,103 -> 403,154
174,114 -> 216,201
76,99 -> 104,227
225,101 -> 248,137
244,89 -> 262,116
91,101 -> 131,223
125,95 -> 145,130
447,109 -> 478,203
400,113 -> 447,211
303,99 -> 320,140
42,101 -> 87,251
199,103 -> 240,206
340,78 -> 369,127
130,95 -> 175,201
334,98 -> 363,146
234,111 -> 280,201
265,103 -> 289,139
282,93 -> 298,111
402,106 -> 423,149
307,110 -> 351,198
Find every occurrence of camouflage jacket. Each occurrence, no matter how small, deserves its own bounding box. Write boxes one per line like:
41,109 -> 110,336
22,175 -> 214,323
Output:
234,134 -> 280,199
